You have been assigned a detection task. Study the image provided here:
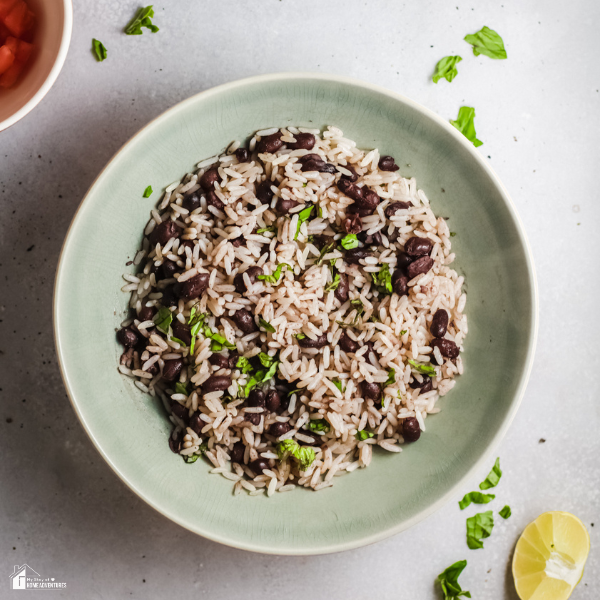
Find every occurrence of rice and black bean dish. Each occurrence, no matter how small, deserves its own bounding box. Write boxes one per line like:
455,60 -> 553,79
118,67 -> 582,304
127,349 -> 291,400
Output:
116,126 -> 467,496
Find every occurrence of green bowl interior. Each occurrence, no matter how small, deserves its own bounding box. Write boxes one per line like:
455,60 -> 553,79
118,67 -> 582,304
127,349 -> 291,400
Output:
54,74 -> 536,554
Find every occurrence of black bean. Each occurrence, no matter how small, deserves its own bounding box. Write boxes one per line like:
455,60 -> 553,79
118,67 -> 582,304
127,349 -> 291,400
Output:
396,251 -> 413,273
337,179 -> 364,202
340,165 -> 358,182
200,167 -> 220,191
430,309 -> 449,338
258,132 -> 283,153
161,259 -> 179,279
298,333 -> 328,348
265,389 -> 282,412
312,235 -> 335,250
228,352 -> 239,369
269,422 -> 291,437
205,190 -> 224,212
402,417 -> 421,442
344,247 -> 370,264
250,458 -> 269,474
149,220 -> 181,246
409,375 -> 432,394
392,270 -> 408,296
339,331 -> 359,353
189,411 -> 204,435
358,230 -> 382,246
343,213 -> 363,234
346,203 -> 373,218
353,188 -> 380,214
231,236 -> 244,248
300,430 -> 323,446
300,158 -> 328,173
138,304 -> 156,323
287,132 -> 315,150
276,197 -> 300,214
235,148 -> 249,163
334,272 -> 349,303
209,353 -> 230,369
245,413 -> 261,426
230,441 -> 245,463
202,375 -> 232,392
297,153 -> 322,164
405,236 -> 433,257
378,155 -> 400,171
385,201 -> 411,218
362,381 -> 382,401
431,338 -> 459,359
256,179 -> 274,204
234,266 -> 263,293
172,320 -> 192,346
232,309 -> 256,334
182,191 -> 201,212
247,388 -> 266,408
179,273 -> 210,300
163,359 -> 184,382
160,286 -> 178,307
169,430 -> 183,453
407,256 -> 434,279
171,400 -> 189,422
117,327 -> 138,348
363,341 -> 377,365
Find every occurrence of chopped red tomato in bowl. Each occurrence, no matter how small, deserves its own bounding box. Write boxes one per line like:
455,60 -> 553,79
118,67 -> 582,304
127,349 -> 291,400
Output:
0,0 -> 35,88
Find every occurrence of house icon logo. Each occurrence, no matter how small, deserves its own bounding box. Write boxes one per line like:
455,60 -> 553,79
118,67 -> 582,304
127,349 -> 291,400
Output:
9,564 -> 67,590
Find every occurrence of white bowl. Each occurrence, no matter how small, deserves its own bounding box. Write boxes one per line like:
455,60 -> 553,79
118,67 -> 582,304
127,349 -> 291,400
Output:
0,0 -> 72,131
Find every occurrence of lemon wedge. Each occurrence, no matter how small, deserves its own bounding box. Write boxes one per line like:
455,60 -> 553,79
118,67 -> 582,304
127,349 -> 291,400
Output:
512,511 -> 590,600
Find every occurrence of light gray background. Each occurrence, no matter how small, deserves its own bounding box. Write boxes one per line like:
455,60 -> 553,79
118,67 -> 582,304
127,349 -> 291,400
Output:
1,0 -> 599,598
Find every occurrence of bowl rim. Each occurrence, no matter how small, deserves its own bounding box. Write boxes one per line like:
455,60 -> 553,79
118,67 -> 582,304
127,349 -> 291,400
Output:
53,71 -> 539,555
0,0 -> 73,132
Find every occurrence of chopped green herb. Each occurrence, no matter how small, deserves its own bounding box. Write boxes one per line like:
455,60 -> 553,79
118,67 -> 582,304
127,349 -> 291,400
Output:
450,107 -> 483,148
350,298 -> 364,318
315,242 -> 335,266
458,491 -> 496,510
302,182 -> 308,187
371,263 -> 393,294
187,307 -> 207,354
242,357 -> 280,396
437,560 -> 471,600
317,206 -> 323,218
325,273 -> 340,292
340,233 -> 359,250
256,225 -> 276,235
356,430 -> 375,441
499,505 -> 512,519
306,419 -> 330,434
466,510 -> 494,549
92,38 -> 107,62
170,336 -> 186,347
479,457 -> 502,490
257,263 -> 291,285
332,379 -> 344,393
369,314 -> 380,323
407,359 -> 436,377
258,352 -> 276,368
276,439 -> 316,470
259,317 -> 275,333
155,306 -> 173,334
235,356 -> 253,374
203,326 -> 236,353
450,232 -> 457,237
174,382 -> 189,396
384,368 -> 396,387
464,26 -> 507,59
183,443 -> 208,463
294,205 -> 314,240
307,235 -> 315,244
124,5 -> 159,35
294,333 -> 306,340
400,329 -> 407,335
433,55 -> 462,83
143,185 -> 153,198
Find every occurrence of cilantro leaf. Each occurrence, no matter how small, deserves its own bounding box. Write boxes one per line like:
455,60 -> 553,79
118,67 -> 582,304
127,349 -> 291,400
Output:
306,419 -> 330,434
259,317 -> 275,333
407,359 -> 436,377
400,329 -> 407,335
356,430 -> 375,441
143,185 -> 153,198
203,325 -> 236,353
350,298 -> 364,318
499,505 -> 512,519
315,241 -> 335,266
325,273 -> 340,292
124,5 -> 160,35
155,306 -> 173,334
294,205 -> 314,240
437,560 -> 471,600
294,333 -> 306,340
256,225 -> 276,235
332,379 -> 344,393
340,233 -> 359,250
450,107 -> 483,147
174,382 -> 189,396
183,443 -> 208,463
235,356 -> 253,374
170,336 -> 187,347
479,457 -> 502,490
257,263 -> 291,285
464,26 -> 507,59
276,439 -> 316,470
187,307 -> 207,354
458,491 -> 496,510
433,55 -> 462,83
371,263 -> 393,294
466,511 -> 494,549
258,352 -> 276,368
242,356 -> 280,396
92,39 -> 107,62
384,368 -> 396,387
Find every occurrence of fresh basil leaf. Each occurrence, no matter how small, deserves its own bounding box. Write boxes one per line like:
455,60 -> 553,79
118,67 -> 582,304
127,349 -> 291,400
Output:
259,317 -> 275,333
256,225 -> 276,235
371,263 -> 393,294
356,430 -> 375,441
499,505 -> 512,519
384,368 -> 396,387
306,419 -> 330,434
257,263 -> 291,285
174,382 -> 189,396
437,560 -> 471,600
124,5 -> 160,35
143,185 -> 153,198
479,457 -> 502,490
450,107 -> 483,148
458,491 -> 496,511
155,306 -> 173,334
340,233 -> 359,250
294,205 -> 314,240
315,242 -> 335,266
466,511 -> 494,549
407,359 -> 436,377
464,26 -> 507,59
235,356 -> 253,374
324,273 -> 340,292
92,38 -> 107,62
433,55 -> 462,83
276,439 -> 316,470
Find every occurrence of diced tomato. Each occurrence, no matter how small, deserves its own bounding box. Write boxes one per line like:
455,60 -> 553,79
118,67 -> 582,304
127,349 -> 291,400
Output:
0,59 -> 21,87
0,43 -> 15,75
4,33 -> 17,54
0,0 -> 18,20
14,36 -> 30,62
0,21 -> 10,44
4,0 -> 34,37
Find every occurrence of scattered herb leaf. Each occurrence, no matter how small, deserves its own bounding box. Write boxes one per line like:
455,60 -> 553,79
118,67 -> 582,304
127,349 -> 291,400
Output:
124,5 -> 160,35
356,430 -> 375,441
235,356 -> 253,374
479,458 -> 502,490
340,233 -> 359,250
306,419 -> 330,434
315,242 -> 335,266
183,443 -> 208,463
458,491 -> 496,510
407,359 -> 436,377
259,317 -> 275,333
155,306 -> 173,334
256,225 -> 276,235
187,307 -> 207,354
170,336 -> 186,347
437,560 -> 471,600
294,205 -> 314,240
325,273 -> 340,292
258,352 -> 276,368
464,26 -> 507,59
174,382 -> 189,396
332,379 -> 344,393
400,329 -> 407,335
384,368 -> 396,387
242,357 -> 280,397
143,185 -> 153,198
203,326 -> 236,353
276,439 -> 316,470
92,39 -> 107,62
450,232 -> 457,237
499,505 -> 512,519
466,510 -> 494,549
294,333 -> 306,340
450,106 -> 483,147
433,55 -> 462,83
371,263 -> 393,294
257,263 -> 291,285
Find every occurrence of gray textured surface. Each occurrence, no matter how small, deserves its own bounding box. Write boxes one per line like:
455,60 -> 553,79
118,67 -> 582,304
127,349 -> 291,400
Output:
0,0 -> 598,597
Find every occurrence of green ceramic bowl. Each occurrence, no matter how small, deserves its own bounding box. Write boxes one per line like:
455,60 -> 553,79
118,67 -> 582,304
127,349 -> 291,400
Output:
54,73 -> 537,555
